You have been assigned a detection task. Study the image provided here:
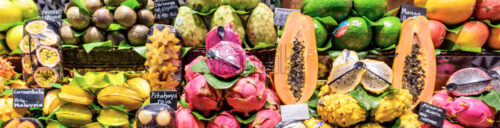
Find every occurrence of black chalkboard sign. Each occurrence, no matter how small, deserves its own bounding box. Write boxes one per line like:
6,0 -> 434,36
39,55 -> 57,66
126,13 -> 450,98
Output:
41,9 -> 63,24
154,0 -> 178,21
150,90 -> 177,109
13,89 -> 44,108
398,4 -> 427,22
418,102 -> 446,128
274,8 -> 300,26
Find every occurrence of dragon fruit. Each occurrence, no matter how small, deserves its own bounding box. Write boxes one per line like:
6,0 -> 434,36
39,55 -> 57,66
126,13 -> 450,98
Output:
184,75 -> 222,116
444,97 -> 495,128
248,109 -> 281,128
207,111 -> 240,128
225,77 -> 267,116
264,89 -> 281,111
176,108 -> 206,128
422,120 -> 463,128
205,41 -> 246,79
247,55 -> 266,82
185,56 -> 204,82
429,90 -> 453,108
205,23 -> 242,50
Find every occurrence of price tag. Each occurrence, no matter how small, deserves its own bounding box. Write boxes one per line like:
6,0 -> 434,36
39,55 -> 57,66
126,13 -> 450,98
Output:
41,9 -> 63,25
274,8 -> 300,26
154,0 -> 178,21
13,88 -> 44,108
398,4 -> 427,22
418,102 -> 446,128
280,103 -> 310,121
150,90 -> 177,109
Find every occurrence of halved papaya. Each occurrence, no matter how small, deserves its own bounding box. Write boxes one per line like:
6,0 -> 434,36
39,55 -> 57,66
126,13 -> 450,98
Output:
274,12 -> 318,105
393,16 -> 436,108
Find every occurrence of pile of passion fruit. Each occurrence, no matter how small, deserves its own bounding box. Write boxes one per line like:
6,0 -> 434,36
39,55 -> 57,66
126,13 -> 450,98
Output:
61,0 -> 154,46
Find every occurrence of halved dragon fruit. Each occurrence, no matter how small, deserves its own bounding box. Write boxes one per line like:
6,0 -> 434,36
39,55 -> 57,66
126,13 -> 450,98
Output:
247,110 -> 281,128
184,75 -> 222,116
225,77 -> 267,116
205,41 -> 246,79
205,23 -> 241,50
175,107 -> 205,128
444,97 -> 495,128
184,56 -> 204,82
446,68 -> 491,96
207,111 -> 240,128
247,55 -> 266,83
489,66 -> 500,92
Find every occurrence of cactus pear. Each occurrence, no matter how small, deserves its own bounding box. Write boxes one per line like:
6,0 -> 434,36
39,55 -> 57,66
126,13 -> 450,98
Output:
221,0 -> 259,11
210,6 -> 245,41
246,3 -> 277,47
174,6 -> 208,47
184,75 -> 222,116
226,77 -> 267,116
188,0 -> 220,13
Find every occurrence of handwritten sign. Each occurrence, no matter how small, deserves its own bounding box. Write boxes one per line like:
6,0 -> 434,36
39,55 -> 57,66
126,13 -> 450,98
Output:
154,0 -> 178,21
418,102 -> 446,128
398,4 -> 427,22
150,90 -> 177,109
41,9 -> 63,25
274,8 -> 300,26
280,103 -> 310,121
13,89 -> 44,108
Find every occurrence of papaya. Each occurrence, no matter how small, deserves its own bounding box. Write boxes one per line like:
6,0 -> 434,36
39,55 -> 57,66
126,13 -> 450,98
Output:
4,118 -> 21,128
17,120 -> 36,128
274,12 -> 318,105
393,16 -> 436,108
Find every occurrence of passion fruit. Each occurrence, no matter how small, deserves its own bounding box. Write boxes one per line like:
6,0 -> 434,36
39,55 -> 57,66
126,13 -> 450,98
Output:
67,6 -> 90,30
59,22 -> 79,45
83,26 -> 105,43
25,20 -> 48,34
104,0 -> 126,7
35,46 -> 61,67
33,67 -> 59,88
19,35 -> 36,53
114,6 -> 137,28
137,9 -> 154,27
107,32 -> 126,45
22,55 -> 37,74
85,0 -> 103,13
39,31 -> 60,46
128,24 -> 149,46
93,8 -> 113,29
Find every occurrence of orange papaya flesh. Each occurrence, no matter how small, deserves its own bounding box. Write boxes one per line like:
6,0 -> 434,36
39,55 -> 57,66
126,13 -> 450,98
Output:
393,16 -> 436,108
4,118 -> 21,128
17,120 -> 36,128
274,12 -> 318,105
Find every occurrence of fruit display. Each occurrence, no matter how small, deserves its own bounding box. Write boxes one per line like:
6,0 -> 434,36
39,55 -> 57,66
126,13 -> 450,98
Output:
0,0 -> 38,55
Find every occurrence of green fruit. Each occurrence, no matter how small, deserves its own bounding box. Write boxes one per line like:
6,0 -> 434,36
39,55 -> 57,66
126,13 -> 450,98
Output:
221,0 -> 259,11
188,0 -> 221,13
6,25 -> 24,51
374,16 -> 401,48
246,3 -> 276,46
0,0 -> 22,31
12,0 -> 39,20
314,19 -> 328,48
302,0 -> 352,21
0,32 -> 8,54
353,0 -> 387,21
301,0 -> 311,12
174,6 -> 208,47
332,17 -> 372,51
210,5 -> 245,41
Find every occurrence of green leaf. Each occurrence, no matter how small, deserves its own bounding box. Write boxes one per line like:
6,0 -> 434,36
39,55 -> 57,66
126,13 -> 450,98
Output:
445,23 -> 464,34
240,60 -> 257,77
314,16 -> 338,27
91,102 -> 102,111
72,0 -> 91,16
357,51 -> 368,59
391,118 -> 402,128
252,43 -> 276,50
460,46 -> 482,53
307,90 -> 319,109
62,45 -> 79,48
309,108 -> 319,118
106,72 -> 126,86
62,19 -> 70,25
384,8 -> 400,17
369,49 -> 382,55
479,90 -> 500,112
121,0 -> 141,9
327,50 -> 342,60
234,10 -> 251,15
108,24 -> 127,31
181,47 -> 192,58
435,49 -> 442,55
118,41 -> 132,49
190,8 -> 217,16
73,28 -> 87,37
82,40 -> 113,53
179,96 -> 190,109
190,59 -> 211,74
482,20 -> 500,28
48,83 -> 63,89
69,69 -> 87,88
105,6 -> 117,11
349,86 -> 393,111
9,45 -> 22,55
192,111 -> 217,121
317,41 -> 332,52
133,46 -> 147,58
381,44 -> 396,50
204,73 -> 239,89
0,89 -> 13,97
0,22 -> 23,32
105,105 -> 129,114
235,113 -> 257,124
440,39 -> 461,51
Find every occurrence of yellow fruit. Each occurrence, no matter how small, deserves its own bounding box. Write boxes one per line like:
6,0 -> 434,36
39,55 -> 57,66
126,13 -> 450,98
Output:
317,84 -> 332,97
97,86 -> 143,111
304,118 -> 333,128
399,110 -> 422,128
372,89 -> 413,123
58,85 -> 94,105
127,77 -> 151,99
24,20 -> 48,34
5,25 -> 23,52
83,122 -> 105,128
425,0 -> 475,25
355,122 -> 384,128
414,0 -> 427,7
0,0 -> 22,31
11,0 -> 39,20
43,89 -> 64,114
317,94 -> 367,127
97,108 -> 129,126
55,103 -> 93,127
0,96 -> 27,121
0,57 -> 16,80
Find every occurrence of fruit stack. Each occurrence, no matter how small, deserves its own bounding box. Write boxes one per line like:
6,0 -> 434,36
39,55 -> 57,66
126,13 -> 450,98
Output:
0,0 -> 39,55
22,19 -> 63,88
61,0 -> 154,46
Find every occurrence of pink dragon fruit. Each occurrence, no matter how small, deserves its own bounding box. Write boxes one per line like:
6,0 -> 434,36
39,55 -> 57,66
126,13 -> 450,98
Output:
264,89 -> 281,111
225,77 -> 267,116
444,97 -> 495,128
205,41 -> 246,79
184,75 -> 222,116
422,120 -> 463,128
247,55 -> 267,83
185,56 -> 204,82
206,23 -> 242,50
429,90 -> 453,108
247,109 -> 281,128
176,108 -> 206,128
207,111 -> 240,128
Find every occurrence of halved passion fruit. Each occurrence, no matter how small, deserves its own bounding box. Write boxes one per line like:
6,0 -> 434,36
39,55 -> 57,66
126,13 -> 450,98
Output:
39,31 -> 60,46
25,20 -> 48,34
33,67 -> 59,88
22,55 -> 37,74
36,46 -> 61,67
20,35 -> 36,53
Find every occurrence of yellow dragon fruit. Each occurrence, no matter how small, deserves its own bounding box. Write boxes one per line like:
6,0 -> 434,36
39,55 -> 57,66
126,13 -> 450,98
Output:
304,118 -> 333,128
317,93 -> 367,127
399,110 -> 422,128
372,89 -> 413,123
0,57 -> 16,80
355,122 -> 384,128
0,96 -> 27,121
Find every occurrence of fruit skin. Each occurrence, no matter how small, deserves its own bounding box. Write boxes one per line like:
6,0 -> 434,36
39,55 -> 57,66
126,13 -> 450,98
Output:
372,89 -> 413,123
264,89 -> 281,111
43,89 -> 63,115
302,0 -> 352,21
56,103 -> 93,127
474,0 -> 500,22
128,24 -> 149,46
0,0 -> 22,31
313,19 -> 328,48
137,9 -> 154,27
353,0 -> 387,21
93,8 -> 113,30
176,108 -> 205,128
59,22 -> 79,45
0,96 -> 28,121
247,55 -> 266,83
184,75 -> 222,116
444,97 -> 495,128
422,119 -> 463,128
428,20 -> 446,48
414,0 -> 427,7
0,57 -> 16,80
97,108 -> 129,126
174,6 -> 208,47
247,110 -> 281,128
399,110 -> 422,128
374,16 -> 401,48
360,60 -> 392,94
205,23 -> 242,50
226,77 -> 267,116
58,85 -> 95,105
97,86 -> 143,111
126,77 -> 151,99
207,111 -> 240,128
429,90 -> 453,108
317,94 -> 367,127
425,0 -> 475,25
246,3 -> 276,47
188,0 -> 220,13
12,0 -> 38,20
221,0 -> 259,11
487,27 -> 500,49
114,6 -> 137,28
446,68 -> 490,96
205,41 -> 246,79
184,56 -> 203,83
435,61 -> 457,90
83,26 -> 105,43
104,0 -> 126,7
85,0 -> 103,14
6,25 -> 24,51
446,21 -> 489,48
66,6 -> 90,30
332,17 -> 372,51
303,118 -> 333,128
33,66 -> 59,88
210,6 -> 245,41
106,31 -> 126,45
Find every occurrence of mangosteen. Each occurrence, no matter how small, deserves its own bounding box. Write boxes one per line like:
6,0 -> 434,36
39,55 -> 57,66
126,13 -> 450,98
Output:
137,9 -> 154,27
85,0 -> 103,13
60,22 -> 79,45
67,6 -> 90,30
107,31 -> 126,45
93,8 -> 113,29
104,0 -> 126,7
83,26 -> 105,43
114,6 -> 137,28
128,24 -> 149,46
